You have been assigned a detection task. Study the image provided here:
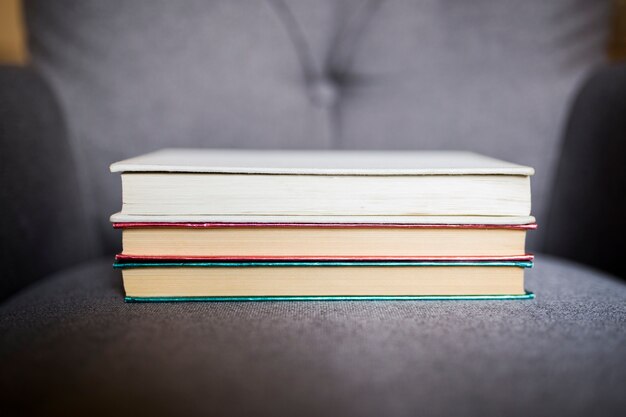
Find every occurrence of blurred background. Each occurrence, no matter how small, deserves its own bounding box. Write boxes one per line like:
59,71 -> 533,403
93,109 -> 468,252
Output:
1,0 -> 625,301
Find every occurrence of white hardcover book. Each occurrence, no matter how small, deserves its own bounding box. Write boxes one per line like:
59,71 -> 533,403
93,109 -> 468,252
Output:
111,149 -> 533,217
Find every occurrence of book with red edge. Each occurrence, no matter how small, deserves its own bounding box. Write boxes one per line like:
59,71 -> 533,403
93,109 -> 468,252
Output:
113,221 -> 536,262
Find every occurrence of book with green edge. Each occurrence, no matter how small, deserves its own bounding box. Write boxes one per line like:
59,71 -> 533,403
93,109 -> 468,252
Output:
115,260 -> 533,301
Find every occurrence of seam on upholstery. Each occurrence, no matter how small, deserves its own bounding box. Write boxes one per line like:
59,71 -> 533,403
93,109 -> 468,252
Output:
328,0 -> 384,80
327,0 -> 384,149
263,0 -> 385,148
264,0 -> 336,147
264,0 -> 321,82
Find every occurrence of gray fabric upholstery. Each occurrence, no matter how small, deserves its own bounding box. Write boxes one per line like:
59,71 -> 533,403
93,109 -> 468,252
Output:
543,64 -> 626,278
23,0 -> 611,252
0,66 -> 98,300
1,255 -> 625,417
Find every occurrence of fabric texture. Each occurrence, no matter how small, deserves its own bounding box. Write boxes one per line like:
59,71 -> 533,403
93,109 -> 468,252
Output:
23,0 -> 611,252
1,254 -> 624,417
543,64 -> 626,278
0,66 -> 99,300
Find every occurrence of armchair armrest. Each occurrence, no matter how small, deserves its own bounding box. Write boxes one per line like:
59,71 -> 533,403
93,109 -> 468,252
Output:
0,66 -> 98,301
543,64 -> 626,279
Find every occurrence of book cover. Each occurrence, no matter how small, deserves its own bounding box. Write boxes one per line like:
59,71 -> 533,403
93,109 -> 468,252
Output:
110,149 -> 534,176
114,260 -> 533,268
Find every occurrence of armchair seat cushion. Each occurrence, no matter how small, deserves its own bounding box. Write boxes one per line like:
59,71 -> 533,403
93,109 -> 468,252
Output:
1,255 -> 625,417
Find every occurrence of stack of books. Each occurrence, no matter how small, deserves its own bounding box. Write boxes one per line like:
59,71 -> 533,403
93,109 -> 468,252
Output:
111,149 -> 535,302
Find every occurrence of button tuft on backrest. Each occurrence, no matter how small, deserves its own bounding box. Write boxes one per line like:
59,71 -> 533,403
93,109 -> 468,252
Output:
308,77 -> 339,108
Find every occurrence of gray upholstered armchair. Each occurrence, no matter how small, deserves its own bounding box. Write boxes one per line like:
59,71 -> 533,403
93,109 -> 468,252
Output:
1,1 -> 625,416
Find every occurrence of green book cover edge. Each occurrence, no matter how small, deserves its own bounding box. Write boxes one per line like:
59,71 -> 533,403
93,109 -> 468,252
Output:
125,292 -> 535,303
114,260 -> 533,269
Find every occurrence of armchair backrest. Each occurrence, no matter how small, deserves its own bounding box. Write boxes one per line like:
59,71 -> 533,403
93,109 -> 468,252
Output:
0,67 -> 98,299
24,0 -> 611,252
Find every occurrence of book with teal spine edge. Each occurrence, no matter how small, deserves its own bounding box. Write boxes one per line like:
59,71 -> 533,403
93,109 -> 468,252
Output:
125,292 -> 535,303
114,260 -> 533,268
117,261 -> 534,302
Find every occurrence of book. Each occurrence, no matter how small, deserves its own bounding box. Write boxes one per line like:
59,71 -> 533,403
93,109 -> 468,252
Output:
110,149 -> 533,216
114,260 -> 532,299
113,221 -> 536,260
